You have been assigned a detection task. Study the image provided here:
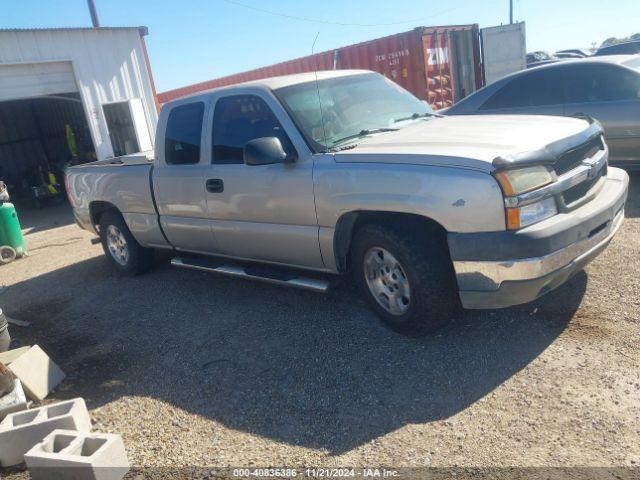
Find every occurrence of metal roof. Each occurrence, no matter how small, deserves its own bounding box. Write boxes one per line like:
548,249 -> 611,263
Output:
0,26 -> 149,35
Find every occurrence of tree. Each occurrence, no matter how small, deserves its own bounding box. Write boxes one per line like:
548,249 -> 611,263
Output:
601,34 -> 640,47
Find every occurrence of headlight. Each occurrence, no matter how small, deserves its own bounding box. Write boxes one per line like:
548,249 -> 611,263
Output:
506,197 -> 558,230
494,166 -> 557,230
494,166 -> 554,196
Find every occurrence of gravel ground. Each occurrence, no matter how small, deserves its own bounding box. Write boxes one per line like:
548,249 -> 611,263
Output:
0,175 -> 639,478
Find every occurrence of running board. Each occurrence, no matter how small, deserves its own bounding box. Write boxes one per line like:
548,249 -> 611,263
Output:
171,257 -> 330,293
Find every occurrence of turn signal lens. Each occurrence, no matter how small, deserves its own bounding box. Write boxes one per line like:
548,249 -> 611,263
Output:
494,166 -> 554,197
506,208 -> 521,230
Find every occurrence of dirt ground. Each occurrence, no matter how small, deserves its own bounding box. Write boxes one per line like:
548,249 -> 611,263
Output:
1,175 -> 639,478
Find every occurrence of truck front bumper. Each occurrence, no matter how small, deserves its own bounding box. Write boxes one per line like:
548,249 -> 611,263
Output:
448,167 -> 629,309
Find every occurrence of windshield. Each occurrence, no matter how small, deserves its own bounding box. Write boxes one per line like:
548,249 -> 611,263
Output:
274,73 -> 433,150
623,57 -> 640,73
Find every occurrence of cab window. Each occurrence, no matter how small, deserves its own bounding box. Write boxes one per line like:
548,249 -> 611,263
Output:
165,102 -> 204,165
212,95 -> 294,164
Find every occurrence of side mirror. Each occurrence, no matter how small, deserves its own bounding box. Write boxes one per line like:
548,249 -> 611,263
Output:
244,137 -> 295,166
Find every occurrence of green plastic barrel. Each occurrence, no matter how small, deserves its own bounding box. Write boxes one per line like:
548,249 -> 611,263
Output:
0,203 -> 27,258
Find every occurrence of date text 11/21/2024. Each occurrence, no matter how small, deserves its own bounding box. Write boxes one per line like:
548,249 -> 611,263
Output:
232,468 -> 400,477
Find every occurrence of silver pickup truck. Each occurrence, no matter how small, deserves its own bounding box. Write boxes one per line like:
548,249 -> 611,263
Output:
67,70 -> 629,334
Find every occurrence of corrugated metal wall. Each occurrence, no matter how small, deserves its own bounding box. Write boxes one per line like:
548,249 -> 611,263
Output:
0,28 -> 158,161
157,24 -> 482,107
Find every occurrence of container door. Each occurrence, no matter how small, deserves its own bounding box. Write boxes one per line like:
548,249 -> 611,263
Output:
480,23 -> 527,86
422,32 -> 455,110
449,29 -> 479,102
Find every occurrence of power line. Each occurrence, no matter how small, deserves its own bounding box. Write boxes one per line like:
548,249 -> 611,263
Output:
222,0 -> 458,27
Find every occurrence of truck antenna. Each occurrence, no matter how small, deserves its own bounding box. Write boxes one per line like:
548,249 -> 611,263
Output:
312,32 -> 329,152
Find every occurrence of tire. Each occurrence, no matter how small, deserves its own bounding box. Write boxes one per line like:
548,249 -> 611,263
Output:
0,246 -> 16,265
351,222 -> 460,335
99,211 -> 154,276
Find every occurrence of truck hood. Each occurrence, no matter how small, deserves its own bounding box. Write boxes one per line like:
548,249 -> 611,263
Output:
333,115 -> 597,172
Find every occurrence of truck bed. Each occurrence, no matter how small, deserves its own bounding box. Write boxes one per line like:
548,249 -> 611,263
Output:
65,151 -> 161,244
71,151 -> 154,168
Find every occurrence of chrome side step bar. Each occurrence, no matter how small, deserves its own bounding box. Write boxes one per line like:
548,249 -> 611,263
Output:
171,257 -> 330,293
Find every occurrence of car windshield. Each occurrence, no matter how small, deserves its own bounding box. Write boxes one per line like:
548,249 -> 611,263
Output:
274,73 -> 433,151
623,57 -> 640,73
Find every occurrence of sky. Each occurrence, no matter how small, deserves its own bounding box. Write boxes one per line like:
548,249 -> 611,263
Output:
2,0 -> 639,92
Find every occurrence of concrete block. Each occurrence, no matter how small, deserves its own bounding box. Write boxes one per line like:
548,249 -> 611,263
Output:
0,397 -> 91,466
0,379 -> 27,420
8,345 -> 65,400
0,345 -> 30,365
25,429 -> 129,480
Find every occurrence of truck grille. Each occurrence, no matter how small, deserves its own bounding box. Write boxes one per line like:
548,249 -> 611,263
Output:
563,164 -> 607,205
553,135 -> 604,176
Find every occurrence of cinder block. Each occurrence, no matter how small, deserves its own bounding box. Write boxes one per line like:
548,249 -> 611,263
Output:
8,345 -> 66,400
0,346 -> 31,365
0,397 -> 91,466
0,379 -> 27,420
25,429 -> 129,480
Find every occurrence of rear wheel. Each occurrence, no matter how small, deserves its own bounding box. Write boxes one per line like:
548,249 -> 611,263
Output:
99,211 -> 154,276
351,223 -> 460,335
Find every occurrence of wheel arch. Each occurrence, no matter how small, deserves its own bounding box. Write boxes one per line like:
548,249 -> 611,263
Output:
89,201 -> 121,233
333,210 -> 449,273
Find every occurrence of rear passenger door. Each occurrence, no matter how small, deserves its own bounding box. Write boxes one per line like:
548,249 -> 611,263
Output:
202,89 -> 324,269
562,63 -> 640,163
153,99 -> 218,254
478,68 -> 565,116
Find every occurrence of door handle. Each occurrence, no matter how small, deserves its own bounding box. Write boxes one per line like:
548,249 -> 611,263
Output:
206,179 -> 224,193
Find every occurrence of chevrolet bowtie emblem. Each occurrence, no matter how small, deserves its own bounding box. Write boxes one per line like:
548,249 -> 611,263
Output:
582,159 -> 600,180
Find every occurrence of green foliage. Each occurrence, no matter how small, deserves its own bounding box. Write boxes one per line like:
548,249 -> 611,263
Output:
601,34 -> 640,47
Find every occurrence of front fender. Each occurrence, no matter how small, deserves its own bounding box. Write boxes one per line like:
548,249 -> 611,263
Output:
315,162 -> 505,232
314,162 -> 505,272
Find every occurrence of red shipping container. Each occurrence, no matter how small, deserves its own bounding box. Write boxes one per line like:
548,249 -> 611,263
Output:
158,25 -> 483,110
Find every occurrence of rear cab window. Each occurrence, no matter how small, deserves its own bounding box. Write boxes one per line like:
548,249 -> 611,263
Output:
165,102 -> 205,165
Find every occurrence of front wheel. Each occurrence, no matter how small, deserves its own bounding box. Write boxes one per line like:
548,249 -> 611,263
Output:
351,223 -> 460,335
99,211 -> 154,276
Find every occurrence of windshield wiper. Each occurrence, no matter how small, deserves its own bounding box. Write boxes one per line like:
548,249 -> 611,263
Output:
393,112 -> 443,123
331,127 -> 399,146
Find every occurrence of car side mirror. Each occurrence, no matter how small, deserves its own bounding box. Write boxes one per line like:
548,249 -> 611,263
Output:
244,137 -> 295,166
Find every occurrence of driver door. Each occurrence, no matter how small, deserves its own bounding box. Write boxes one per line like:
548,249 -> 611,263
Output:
202,89 -> 324,269
562,63 -> 640,164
